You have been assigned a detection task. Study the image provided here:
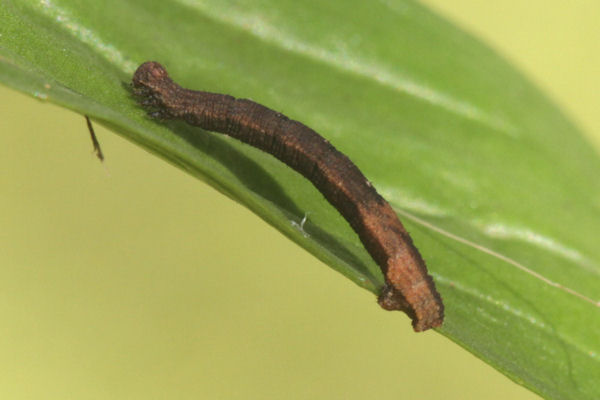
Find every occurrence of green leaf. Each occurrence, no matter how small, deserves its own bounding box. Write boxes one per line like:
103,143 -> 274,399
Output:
1,0 -> 599,398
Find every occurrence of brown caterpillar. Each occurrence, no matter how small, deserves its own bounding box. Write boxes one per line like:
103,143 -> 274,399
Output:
132,61 -> 444,331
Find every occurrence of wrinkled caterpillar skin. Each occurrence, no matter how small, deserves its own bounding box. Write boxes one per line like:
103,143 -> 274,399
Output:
132,61 -> 444,331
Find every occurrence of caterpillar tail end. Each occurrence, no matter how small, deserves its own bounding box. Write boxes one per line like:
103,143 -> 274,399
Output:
378,284 -> 444,332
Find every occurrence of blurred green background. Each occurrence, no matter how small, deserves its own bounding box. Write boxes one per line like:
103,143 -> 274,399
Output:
1,1 -> 598,399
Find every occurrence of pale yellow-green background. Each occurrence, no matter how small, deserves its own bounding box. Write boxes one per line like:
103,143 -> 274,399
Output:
1,2 -> 598,399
